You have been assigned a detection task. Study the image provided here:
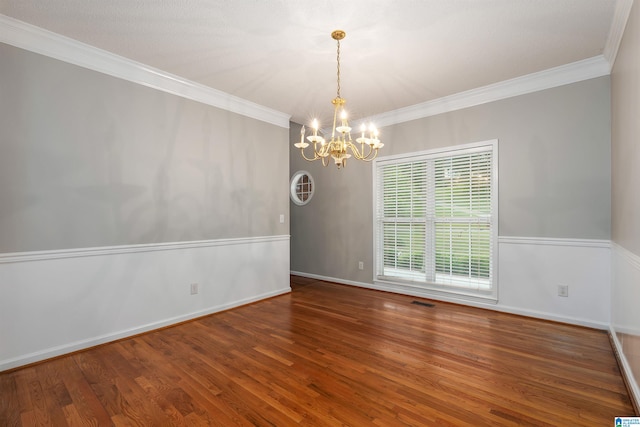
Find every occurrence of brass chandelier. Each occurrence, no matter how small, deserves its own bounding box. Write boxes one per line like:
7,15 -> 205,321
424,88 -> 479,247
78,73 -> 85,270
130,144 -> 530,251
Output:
295,30 -> 383,169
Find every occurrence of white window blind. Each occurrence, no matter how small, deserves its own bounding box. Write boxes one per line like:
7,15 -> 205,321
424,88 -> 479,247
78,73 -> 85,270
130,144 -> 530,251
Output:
375,142 -> 497,299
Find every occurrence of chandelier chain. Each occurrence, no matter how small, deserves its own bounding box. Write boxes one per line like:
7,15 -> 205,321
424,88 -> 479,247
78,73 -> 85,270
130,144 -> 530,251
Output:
336,38 -> 341,99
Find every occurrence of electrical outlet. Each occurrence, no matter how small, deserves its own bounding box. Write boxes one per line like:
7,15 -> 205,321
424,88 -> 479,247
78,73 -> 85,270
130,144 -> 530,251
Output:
558,284 -> 568,297
279,214 -> 285,224
358,261 -> 364,270
190,283 -> 199,295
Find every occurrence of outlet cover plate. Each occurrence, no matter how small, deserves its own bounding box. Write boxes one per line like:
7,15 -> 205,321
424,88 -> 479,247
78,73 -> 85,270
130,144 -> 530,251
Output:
558,284 -> 568,297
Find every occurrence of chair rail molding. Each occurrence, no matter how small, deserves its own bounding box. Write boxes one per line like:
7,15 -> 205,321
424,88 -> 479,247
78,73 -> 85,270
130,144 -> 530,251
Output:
0,235 -> 291,372
292,235 -> 612,330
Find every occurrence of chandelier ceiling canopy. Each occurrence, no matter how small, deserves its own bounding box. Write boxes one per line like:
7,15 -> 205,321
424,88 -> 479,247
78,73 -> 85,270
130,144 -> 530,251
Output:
295,30 -> 383,169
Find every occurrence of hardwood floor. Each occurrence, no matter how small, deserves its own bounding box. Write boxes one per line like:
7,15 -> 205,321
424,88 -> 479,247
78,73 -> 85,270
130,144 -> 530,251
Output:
1,275 -> 635,426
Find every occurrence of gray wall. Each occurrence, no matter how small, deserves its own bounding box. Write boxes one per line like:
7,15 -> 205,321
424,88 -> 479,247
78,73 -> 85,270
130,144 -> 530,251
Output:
290,76 -> 611,281
0,43 -> 289,253
289,123 -> 374,282
611,0 -> 640,406
612,3 -> 640,255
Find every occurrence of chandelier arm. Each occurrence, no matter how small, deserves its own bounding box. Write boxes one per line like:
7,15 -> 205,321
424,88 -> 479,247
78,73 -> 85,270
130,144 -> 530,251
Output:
347,147 -> 376,161
345,141 -> 360,159
362,144 -> 377,160
357,144 -> 371,160
362,150 -> 379,161
317,142 -> 330,158
363,145 -> 380,161
299,148 -> 320,162
358,155 -> 378,162
302,140 -> 331,161
366,151 -> 380,162
347,143 -> 377,162
345,140 -> 371,160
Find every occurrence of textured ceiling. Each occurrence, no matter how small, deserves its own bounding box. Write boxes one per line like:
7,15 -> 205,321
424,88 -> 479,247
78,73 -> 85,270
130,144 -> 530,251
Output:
0,0 -> 617,125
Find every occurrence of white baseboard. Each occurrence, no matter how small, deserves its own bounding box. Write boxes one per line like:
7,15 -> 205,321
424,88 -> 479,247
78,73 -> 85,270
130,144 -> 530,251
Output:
0,287 -> 289,372
290,270 -> 608,330
1,236 -> 290,372
296,237 -> 639,407
611,243 -> 640,413
293,234 -> 613,329
293,236 -> 612,330
609,325 -> 640,413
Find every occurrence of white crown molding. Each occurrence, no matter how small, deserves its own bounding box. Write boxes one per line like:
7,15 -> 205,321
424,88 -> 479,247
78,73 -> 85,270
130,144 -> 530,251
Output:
0,15 -> 291,128
1,11 -> 620,131
604,0 -> 635,69
0,235 -> 290,264
367,56 -> 611,128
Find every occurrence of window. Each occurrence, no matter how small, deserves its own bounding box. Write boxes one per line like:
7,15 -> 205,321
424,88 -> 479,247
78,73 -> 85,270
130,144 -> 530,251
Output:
374,141 -> 497,301
290,171 -> 315,206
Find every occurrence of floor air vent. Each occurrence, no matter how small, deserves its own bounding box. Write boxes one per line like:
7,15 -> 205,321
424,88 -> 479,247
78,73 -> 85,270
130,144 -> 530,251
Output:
411,300 -> 435,308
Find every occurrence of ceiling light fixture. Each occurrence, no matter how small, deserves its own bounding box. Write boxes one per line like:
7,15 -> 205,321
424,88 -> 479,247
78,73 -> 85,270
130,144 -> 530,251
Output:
295,30 -> 383,169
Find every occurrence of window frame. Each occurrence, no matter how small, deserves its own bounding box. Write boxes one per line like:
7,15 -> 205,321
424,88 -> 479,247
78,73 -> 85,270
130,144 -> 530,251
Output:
290,170 -> 315,206
372,140 -> 498,302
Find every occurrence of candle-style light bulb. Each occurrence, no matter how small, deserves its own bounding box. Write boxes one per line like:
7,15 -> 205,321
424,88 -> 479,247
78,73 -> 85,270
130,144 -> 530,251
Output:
312,119 -> 319,137
360,123 -> 366,139
340,109 -> 347,126
300,126 -> 305,144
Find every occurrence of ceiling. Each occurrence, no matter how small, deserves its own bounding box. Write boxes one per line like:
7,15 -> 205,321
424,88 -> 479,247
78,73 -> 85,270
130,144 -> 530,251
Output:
0,1 -> 619,126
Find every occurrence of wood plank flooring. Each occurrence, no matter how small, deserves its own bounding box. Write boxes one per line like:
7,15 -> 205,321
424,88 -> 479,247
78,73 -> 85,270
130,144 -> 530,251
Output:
0,276 -> 635,426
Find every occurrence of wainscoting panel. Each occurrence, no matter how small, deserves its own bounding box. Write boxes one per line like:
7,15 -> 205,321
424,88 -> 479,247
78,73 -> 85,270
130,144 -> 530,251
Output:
611,243 -> 640,411
0,235 -> 290,372
498,236 -> 611,328
293,236 -> 612,329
